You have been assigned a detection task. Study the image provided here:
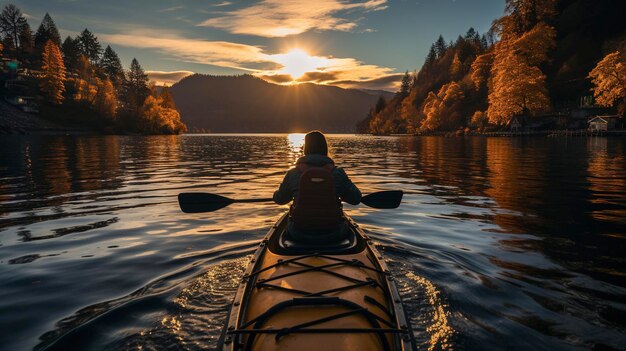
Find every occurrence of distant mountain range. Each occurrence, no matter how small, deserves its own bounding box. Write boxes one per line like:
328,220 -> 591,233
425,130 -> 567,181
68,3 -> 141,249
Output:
170,75 -> 389,133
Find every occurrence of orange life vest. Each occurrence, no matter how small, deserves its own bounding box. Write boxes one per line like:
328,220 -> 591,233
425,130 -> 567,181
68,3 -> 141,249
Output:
290,163 -> 343,231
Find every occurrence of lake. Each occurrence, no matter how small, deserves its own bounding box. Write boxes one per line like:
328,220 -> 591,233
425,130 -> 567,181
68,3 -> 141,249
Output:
1,134 -> 625,350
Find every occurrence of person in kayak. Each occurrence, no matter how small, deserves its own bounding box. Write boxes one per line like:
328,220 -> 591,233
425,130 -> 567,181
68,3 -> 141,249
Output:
274,131 -> 362,244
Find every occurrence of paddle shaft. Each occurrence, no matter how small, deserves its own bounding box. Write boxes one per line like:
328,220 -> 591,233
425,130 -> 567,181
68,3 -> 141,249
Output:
232,198 -> 273,203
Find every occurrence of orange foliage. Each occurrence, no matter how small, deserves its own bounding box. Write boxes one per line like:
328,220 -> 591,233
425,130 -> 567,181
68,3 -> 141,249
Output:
470,53 -> 493,90
141,95 -> 187,134
421,81 -> 465,131
588,51 -> 626,111
40,40 -> 66,104
488,50 -> 549,124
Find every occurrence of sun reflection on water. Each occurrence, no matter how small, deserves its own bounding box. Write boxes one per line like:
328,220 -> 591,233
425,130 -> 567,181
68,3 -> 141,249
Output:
287,133 -> 305,164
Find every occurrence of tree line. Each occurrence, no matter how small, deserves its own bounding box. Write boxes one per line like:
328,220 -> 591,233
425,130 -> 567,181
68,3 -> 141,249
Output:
0,4 -> 186,134
358,0 -> 626,135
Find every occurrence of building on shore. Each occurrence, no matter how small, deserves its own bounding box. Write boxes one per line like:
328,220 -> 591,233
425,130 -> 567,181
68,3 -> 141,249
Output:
588,115 -> 624,132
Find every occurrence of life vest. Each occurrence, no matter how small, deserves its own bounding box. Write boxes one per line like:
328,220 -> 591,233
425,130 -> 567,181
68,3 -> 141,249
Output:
290,163 -> 343,231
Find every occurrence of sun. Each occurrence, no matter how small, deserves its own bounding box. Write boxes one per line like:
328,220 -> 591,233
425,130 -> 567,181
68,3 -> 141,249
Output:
273,49 -> 329,80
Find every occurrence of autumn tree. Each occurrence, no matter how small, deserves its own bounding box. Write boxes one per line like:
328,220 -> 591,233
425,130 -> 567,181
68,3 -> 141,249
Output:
450,52 -> 462,77
34,13 -> 61,52
93,78 -> 118,120
588,51 -> 626,115
470,110 -> 488,131
470,53 -> 493,90
487,12 -> 555,125
100,45 -> 125,88
487,50 -> 549,124
421,81 -> 465,131
77,28 -> 102,65
40,40 -> 66,104
71,55 -> 98,103
140,95 -> 186,134
0,4 -> 27,51
159,86 -> 176,109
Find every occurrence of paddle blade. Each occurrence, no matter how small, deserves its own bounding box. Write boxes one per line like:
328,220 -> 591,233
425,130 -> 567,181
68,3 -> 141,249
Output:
361,190 -> 403,209
178,193 -> 234,213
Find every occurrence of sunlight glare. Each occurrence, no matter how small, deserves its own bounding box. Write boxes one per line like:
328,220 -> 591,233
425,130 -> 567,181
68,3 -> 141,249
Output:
273,49 -> 329,80
287,133 -> 306,152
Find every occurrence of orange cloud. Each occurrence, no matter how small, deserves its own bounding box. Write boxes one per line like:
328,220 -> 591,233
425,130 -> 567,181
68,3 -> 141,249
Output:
100,32 -> 272,69
102,30 -> 397,90
146,70 -> 194,85
199,0 -> 388,37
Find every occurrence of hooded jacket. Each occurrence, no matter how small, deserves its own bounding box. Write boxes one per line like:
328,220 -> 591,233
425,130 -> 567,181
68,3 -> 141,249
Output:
273,154 -> 362,206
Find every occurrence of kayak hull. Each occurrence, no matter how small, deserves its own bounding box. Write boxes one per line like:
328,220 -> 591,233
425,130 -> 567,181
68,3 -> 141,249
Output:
218,213 -> 415,351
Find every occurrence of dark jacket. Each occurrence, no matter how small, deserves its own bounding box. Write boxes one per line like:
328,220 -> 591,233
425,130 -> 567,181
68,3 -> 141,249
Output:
273,154 -> 362,205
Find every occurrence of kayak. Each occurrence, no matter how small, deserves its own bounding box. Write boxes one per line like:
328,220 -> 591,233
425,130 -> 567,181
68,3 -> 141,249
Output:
218,212 -> 416,351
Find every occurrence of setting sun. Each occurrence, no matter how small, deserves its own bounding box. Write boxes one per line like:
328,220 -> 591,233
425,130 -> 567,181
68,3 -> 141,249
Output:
271,49 -> 329,79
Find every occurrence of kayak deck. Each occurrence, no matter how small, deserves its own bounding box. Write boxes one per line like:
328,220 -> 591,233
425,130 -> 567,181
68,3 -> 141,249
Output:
220,213 -> 415,351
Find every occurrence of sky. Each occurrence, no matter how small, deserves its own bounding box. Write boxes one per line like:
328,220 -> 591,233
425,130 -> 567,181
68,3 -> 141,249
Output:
9,0 -> 505,91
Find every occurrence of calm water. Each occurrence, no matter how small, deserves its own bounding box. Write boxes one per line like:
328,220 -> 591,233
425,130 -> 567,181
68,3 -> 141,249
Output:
1,135 -> 625,351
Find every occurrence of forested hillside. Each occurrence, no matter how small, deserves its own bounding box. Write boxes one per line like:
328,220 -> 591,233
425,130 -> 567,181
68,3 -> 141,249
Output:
0,4 -> 186,134
171,74 -> 382,133
359,0 -> 626,134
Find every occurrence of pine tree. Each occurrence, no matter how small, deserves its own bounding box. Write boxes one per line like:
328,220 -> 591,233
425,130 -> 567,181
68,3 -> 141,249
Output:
61,36 -> 81,71
77,29 -> 102,65
480,34 -> 489,50
425,44 -> 437,66
399,71 -> 411,96
0,4 -> 27,50
40,40 -> 66,104
18,22 -> 33,60
375,96 -> 386,114
434,35 -> 447,58
465,27 -> 478,40
100,45 -> 125,87
34,13 -> 61,51
124,58 -> 150,115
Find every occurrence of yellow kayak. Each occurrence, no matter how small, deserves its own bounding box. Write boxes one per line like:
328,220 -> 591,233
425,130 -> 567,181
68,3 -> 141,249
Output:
218,212 -> 416,351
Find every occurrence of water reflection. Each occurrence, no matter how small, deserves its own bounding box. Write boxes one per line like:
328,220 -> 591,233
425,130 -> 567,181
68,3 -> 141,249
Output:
0,135 -> 625,351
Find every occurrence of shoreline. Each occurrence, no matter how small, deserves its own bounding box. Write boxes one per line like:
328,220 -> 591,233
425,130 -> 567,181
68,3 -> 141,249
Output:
0,101 -> 94,135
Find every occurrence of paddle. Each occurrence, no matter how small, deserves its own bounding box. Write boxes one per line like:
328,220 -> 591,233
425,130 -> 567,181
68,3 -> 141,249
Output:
178,190 -> 403,213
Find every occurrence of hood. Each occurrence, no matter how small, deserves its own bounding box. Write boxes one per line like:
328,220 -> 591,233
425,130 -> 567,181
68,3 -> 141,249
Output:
296,154 -> 334,166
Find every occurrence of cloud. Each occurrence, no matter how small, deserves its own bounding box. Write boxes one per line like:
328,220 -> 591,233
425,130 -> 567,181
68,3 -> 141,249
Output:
158,6 -> 184,13
101,30 -> 397,90
199,0 -> 388,37
100,31 -> 274,70
259,74 -> 295,84
297,71 -> 339,82
146,70 -> 195,86
330,73 -> 404,91
212,1 -> 232,6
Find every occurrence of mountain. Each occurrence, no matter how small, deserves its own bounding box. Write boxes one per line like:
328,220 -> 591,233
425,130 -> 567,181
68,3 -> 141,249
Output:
359,89 -> 395,100
169,74 -> 383,133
